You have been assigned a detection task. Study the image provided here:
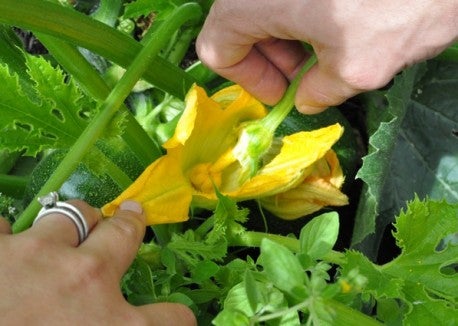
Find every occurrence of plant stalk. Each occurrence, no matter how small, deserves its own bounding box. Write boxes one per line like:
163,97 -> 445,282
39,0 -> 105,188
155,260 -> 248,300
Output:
262,54 -> 317,133
228,230 -> 346,265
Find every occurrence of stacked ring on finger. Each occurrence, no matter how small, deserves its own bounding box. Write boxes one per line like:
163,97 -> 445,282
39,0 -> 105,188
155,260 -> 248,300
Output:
33,192 -> 89,245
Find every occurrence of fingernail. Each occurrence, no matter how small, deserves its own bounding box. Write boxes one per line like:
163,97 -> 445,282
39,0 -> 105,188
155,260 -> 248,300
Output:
119,200 -> 143,214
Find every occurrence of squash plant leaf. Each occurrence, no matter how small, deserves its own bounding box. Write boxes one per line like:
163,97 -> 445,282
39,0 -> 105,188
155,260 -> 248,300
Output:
353,60 -> 458,257
352,65 -> 421,248
341,198 -> 458,324
379,61 -> 458,224
0,55 -> 98,156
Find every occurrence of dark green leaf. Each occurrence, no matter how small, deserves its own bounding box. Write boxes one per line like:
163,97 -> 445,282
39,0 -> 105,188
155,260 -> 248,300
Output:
378,61 -> 458,224
352,66 -> 421,248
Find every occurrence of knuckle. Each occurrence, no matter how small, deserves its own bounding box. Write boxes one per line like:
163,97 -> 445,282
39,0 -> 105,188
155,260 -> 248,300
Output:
20,236 -> 53,255
68,253 -> 107,287
128,314 -> 151,326
211,0 -> 239,20
109,216 -> 142,242
338,62 -> 393,91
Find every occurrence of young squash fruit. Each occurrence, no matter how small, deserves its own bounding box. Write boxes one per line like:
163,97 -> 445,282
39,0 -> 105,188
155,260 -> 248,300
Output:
23,138 -> 146,208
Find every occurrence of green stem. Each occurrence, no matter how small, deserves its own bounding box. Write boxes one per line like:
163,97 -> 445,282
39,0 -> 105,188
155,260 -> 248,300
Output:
262,54 -> 317,133
12,4 -> 201,233
228,230 -> 345,265
0,0 -> 201,99
165,27 -> 199,66
0,174 -> 29,198
229,230 -> 300,252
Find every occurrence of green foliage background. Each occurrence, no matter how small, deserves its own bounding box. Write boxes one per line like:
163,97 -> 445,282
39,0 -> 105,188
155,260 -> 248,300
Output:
0,0 -> 457,325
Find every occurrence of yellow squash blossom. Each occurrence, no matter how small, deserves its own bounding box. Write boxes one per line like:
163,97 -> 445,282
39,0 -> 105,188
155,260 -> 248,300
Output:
102,84 -> 346,225
260,150 -> 349,220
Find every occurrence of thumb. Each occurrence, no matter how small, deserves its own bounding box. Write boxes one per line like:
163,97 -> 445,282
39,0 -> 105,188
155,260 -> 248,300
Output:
294,63 -> 358,114
137,302 -> 197,326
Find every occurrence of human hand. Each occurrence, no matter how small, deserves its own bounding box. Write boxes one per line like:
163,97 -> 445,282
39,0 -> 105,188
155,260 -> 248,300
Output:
0,199 -> 196,325
196,0 -> 458,113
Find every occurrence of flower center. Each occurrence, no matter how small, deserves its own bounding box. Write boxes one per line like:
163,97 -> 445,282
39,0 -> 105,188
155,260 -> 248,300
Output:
188,148 -> 238,194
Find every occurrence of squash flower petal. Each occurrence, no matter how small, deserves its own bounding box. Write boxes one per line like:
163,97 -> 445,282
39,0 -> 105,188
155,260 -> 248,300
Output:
259,150 -> 349,220
102,152 -> 193,225
102,84 -> 346,225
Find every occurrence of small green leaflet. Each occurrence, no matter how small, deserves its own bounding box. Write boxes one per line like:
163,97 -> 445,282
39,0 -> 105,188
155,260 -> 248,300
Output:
0,55 -> 98,156
341,198 -> 458,325
167,190 -> 248,267
299,212 -> 339,261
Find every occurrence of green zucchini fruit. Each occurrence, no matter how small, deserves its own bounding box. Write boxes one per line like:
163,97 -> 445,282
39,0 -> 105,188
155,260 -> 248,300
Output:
24,138 -> 146,208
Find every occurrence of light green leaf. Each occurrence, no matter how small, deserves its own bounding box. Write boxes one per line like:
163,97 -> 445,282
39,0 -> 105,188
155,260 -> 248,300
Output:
341,251 -> 405,300
0,56 -> 97,156
384,198 -> 458,297
206,190 -> 248,244
220,279 -> 297,325
342,198 -> 458,324
222,282 -> 255,317
212,308 -> 250,326
402,282 -> 458,326
244,270 -> 261,314
259,238 -> 308,302
299,212 -> 339,260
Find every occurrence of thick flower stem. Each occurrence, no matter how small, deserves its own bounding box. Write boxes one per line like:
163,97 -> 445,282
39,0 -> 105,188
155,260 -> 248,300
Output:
233,54 -> 317,179
261,54 -> 317,133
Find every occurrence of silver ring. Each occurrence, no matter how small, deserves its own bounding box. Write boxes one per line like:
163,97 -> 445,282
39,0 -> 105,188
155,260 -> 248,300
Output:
33,192 -> 89,245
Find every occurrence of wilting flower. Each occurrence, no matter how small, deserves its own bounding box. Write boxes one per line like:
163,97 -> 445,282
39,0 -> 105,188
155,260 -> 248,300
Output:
259,150 -> 348,219
102,84 -> 346,225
